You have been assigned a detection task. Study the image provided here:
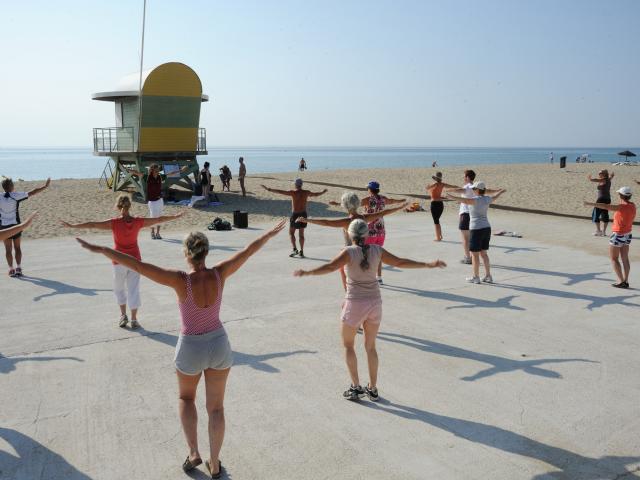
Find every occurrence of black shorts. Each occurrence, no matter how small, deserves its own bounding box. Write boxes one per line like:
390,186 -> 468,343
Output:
430,201 -> 444,225
469,227 -> 491,252
0,224 -> 21,240
290,211 -> 308,229
459,213 -> 470,231
592,207 -> 609,224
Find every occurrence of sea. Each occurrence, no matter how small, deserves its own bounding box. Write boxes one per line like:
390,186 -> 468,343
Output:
0,147 -> 635,181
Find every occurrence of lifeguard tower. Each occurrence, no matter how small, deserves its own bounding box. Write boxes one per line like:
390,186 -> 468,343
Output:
92,62 -> 208,199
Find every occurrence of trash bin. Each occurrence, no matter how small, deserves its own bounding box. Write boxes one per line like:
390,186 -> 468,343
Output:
233,210 -> 248,228
560,156 -> 567,169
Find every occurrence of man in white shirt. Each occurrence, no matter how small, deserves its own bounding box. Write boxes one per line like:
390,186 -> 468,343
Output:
1,177 -> 50,277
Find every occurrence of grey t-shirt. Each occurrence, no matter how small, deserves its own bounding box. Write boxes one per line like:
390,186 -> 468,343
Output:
469,195 -> 492,230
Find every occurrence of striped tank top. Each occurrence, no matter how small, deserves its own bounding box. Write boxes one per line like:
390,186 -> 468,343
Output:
178,269 -> 224,335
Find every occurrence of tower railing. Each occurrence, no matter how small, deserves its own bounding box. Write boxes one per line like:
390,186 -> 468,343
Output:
197,128 -> 207,153
93,127 -> 135,153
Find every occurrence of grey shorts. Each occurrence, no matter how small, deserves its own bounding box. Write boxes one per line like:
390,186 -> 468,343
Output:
174,328 -> 233,375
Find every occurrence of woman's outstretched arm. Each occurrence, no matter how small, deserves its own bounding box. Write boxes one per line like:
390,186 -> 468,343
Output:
75,238 -> 182,288
26,178 -> 51,197
381,249 -> 446,269
61,219 -> 113,230
141,211 -> 185,227
0,212 -> 37,241
293,250 -> 350,277
445,192 -> 476,205
216,219 -> 286,279
297,217 -> 350,229
583,201 -> 620,212
362,202 -> 407,223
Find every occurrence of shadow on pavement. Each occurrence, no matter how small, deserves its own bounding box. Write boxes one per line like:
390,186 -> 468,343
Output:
381,283 -> 526,311
492,265 -> 611,286
0,427 -> 92,479
376,332 -> 597,381
0,354 -> 83,375
358,400 -> 640,480
17,276 -> 111,302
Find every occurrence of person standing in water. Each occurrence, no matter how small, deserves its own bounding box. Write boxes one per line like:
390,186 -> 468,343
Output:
361,181 -> 405,284
76,220 -> 286,479
238,157 -> 247,197
61,195 -> 184,328
294,218 -> 445,401
426,172 -> 457,242
587,169 -> 615,237
261,179 -> 327,258
584,187 -> 636,288
0,177 -> 50,277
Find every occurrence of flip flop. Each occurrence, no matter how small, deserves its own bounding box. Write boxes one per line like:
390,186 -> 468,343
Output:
205,459 -> 223,479
182,455 -> 202,472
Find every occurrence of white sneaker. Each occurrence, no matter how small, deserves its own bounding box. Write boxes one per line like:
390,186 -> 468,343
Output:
377,276 -> 383,284
466,276 -> 480,284
482,275 -> 494,284
118,314 -> 128,328
130,319 -> 140,329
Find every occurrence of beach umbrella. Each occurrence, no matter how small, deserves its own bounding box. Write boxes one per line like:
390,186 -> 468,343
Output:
618,150 -> 636,160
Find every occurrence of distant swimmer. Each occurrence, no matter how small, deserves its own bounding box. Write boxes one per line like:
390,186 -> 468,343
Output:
587,169 -> 615,237
361,181 -> 406,284
76,219 -> 286,479
261,179 -> 327,258
426,172 -> 457,242
0,177 -> 50,277
61,194 -> 184,329
584,187 -> 636,289
294,218 -> 445,402
446,182 -> 506,284
549,152 -> 554,165
299,158 -> 307,171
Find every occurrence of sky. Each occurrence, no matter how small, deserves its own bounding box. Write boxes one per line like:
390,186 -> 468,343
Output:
0,0 -> 638,148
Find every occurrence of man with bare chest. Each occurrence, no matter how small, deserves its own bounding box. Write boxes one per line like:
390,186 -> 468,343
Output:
262,178 -> 327,257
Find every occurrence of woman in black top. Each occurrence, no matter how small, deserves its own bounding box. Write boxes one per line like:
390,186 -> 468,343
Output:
588,169 -> 614,236
200,162 -> 212,199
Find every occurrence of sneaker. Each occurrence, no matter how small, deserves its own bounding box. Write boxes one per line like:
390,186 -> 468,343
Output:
151,232 -> 157,239
460,256 -> 472,265
8,268 -> 16,277
130,319 -> 140,329
289,249 -> 299,257
15,267 -> 22,277
298,250 -> 305,258
342,384 -> 365,401
612,282 -> 629,289
118,314 -> 129,328
155,234 -> 162,240
377,277 -> 383,284
466,276 -> 481,284
365,384 -> 379,402
482,275 -> 493,284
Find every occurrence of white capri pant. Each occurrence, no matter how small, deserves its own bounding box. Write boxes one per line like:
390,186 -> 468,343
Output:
148,198 -> 164,218
113,264 -> 141,309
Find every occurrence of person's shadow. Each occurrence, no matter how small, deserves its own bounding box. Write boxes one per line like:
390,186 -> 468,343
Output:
376,332 -> 597,381
358,400 -> 640,479
0,353 -> 83,375
0,427 -> 92,479
492,264 -> 611,286
17,276 -> 111,302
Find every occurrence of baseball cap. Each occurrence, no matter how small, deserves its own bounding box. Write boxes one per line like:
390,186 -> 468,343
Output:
432,172 -> 443,182
294,178 -> 303,188
617,186 -> 632,196
367,181 -> 380,190
472,181 -> 486,190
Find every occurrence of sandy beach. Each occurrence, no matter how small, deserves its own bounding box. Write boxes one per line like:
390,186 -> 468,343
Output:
6,162 -> 639,260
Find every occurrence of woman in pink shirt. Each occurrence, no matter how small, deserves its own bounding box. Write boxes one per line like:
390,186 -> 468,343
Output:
62,195 -> 183,328
294,219 -> 445,402
76,219 -> 285,479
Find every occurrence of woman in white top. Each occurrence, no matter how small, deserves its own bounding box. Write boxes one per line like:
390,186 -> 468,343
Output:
293,219 -> 445,401
447,182 -> 505,284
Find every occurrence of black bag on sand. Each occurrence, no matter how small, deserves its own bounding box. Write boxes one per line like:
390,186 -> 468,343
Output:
207,217 -> 232,231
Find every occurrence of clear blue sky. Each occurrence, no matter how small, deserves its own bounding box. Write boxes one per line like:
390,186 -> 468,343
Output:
1,0 -> 638,147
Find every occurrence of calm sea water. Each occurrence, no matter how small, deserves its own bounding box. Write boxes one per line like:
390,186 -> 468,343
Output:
0,147 -> 635,181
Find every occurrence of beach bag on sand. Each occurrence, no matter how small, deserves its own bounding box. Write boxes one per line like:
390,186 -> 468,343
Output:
207,217 -> 232,231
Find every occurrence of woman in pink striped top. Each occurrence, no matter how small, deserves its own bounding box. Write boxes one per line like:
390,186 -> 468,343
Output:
75,219 -> 286,479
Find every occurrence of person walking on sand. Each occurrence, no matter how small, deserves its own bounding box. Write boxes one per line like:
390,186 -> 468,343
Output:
238,157 -> 247,197
293,218 -> 445,401
61,195 -> 184,328
584,187 -> 636,288
426,172 -> 457,242
1,177 -> 50,277
261,179 -> 327,258
219,166 -> 232,192
361,181 -> 406,284
587,169 -> 615,237
200,162 -> 212,199
445,170 -> 500,265
303,191 -> 406,289
0,212 -> 37,243
77,220 -> 286,479
127,163 -> 170,239
446,182 -> 506,284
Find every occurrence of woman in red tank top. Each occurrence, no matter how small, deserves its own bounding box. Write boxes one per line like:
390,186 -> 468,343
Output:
62,195 -> 183,328
75,219 -> 286,478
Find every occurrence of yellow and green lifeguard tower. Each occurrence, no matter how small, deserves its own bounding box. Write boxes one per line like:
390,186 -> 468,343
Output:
92,62 -> 208,199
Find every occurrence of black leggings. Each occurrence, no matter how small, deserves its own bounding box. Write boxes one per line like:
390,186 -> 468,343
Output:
430,201 -> 444,224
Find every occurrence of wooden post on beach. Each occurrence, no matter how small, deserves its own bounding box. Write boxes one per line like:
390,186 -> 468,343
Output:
91,62 -> 209,200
